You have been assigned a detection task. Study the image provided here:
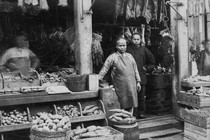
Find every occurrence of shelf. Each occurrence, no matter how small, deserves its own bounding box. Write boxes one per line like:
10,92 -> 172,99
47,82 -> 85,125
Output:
0,114 -> 106,132
0,123 -> 32,133
71,114 -> 106,123
0,90 -> 99,106
181,81 -> 210,87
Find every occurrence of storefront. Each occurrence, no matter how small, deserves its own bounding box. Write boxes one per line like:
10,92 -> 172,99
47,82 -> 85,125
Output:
1,0 -> 210,140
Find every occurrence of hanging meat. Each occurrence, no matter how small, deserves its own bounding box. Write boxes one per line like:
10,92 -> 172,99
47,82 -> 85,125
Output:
39,0 -> 49,10
58,0 -> 68,7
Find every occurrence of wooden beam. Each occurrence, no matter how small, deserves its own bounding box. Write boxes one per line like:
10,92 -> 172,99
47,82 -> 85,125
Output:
170,0 -> 189,117
74,0 -> 93,74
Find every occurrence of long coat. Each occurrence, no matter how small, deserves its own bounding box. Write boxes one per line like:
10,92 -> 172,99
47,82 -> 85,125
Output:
99,52 -> 141,109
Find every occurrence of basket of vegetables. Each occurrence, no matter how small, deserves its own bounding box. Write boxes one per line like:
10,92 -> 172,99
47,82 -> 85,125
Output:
30,113 -> 72,140
108,109 -> 136,125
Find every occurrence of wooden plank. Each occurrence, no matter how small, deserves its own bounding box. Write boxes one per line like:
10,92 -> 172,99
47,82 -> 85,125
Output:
139,128 -> 183,140
181,81 -> 210,87
71,114 -> 106,123
138,118 -> 180,129
0,123 -> 32,132
0,91 -> 98,106
184,122 -> 210,140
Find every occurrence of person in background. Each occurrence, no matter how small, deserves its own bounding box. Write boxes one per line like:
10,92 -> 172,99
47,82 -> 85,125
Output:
127,32 -> 156,119
157,35 -> 174,68
0,33 -> 40,73
197,39 -> 210,76
99,37 -> 141,114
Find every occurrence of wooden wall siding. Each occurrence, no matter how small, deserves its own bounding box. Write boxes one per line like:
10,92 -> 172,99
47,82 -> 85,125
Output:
170,0 -> 189,117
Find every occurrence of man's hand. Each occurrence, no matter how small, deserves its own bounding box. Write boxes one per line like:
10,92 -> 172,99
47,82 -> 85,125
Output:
137,82 -> 141,92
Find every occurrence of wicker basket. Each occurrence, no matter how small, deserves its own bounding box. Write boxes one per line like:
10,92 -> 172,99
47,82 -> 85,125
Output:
30,128 -> 72,140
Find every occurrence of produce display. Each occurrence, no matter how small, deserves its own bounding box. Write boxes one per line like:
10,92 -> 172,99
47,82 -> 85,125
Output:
151,66 -> 171,74
56,104 -> 81,118
3,72 -> 38,83
109,109 -> 136,124
31,113 -> 71,132
183,75 -> 210,82
1,110 -> 30,126
185,87 -> 210,96
72,125 -> 111,139
40,72 -> 63,84
82,105 -> 104,116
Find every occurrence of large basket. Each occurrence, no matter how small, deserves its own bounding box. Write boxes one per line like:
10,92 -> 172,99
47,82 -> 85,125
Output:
30,128 -> 72,140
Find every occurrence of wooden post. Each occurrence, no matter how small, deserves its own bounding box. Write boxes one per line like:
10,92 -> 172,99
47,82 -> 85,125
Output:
74,0 -> 93,74
170,0 -> 189,117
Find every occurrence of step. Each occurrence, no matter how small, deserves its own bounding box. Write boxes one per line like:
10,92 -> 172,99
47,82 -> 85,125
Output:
138,115 -> 183,133
139,128 -> 183,140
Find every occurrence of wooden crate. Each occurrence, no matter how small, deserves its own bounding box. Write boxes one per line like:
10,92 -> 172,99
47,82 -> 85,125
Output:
70,126 -> 124,140
181,81 -> 210,88
184,122 -> 210,140
0,106 -> 32,132
180,108 -> 210,128
178,91 -> 210,108
2,71 -> 41,91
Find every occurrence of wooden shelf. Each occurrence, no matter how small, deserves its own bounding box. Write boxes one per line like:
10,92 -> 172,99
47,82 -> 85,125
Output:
0,114 -> 106,132
71,114 -> 106,123
0,123 -> 32,133
0,90 -> 98,106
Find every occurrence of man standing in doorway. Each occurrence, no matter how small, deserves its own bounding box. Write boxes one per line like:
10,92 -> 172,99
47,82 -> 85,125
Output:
127,32 -> 156,119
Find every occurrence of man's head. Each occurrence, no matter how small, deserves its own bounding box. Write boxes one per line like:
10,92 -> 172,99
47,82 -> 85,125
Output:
131,33 -> 141,46
116,37 -> 127,54
14,34 -> 29,48
203,39 -> 210,53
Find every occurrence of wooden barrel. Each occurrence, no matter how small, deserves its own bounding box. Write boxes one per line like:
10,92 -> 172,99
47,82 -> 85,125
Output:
112,122 -> 139,140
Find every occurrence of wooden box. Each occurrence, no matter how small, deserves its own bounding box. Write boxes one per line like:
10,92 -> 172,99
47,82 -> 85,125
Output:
88,74 -> 99,91
0,106 -> 32,132
178,91 -> 210,108
180,108 -> 210,128
70,126 -> 124,140
2,71 -> 41,91
184,122 -> 210,140
181,81 -> 210,88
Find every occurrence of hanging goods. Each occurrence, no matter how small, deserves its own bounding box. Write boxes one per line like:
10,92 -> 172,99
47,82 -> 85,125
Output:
39,0 -> 49,10
18,0 -> 24,6
58,0 -> 68,7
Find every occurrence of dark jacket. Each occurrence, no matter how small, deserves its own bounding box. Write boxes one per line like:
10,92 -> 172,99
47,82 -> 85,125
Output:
197,50 -> 210,76
127,45 -> 156,84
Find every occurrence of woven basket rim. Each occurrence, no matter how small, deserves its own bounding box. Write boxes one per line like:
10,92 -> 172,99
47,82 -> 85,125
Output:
31,128 -> 71,138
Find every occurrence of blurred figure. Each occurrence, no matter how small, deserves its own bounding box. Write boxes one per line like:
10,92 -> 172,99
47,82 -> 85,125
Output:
0,33 -> 40,73
197,39 -> 210,76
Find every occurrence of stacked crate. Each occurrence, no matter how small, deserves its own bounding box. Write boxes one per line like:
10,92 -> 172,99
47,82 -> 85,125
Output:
179,79 -> 210,140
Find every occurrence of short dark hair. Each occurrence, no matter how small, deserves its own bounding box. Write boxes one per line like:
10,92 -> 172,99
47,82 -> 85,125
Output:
202,39 -> 210,45
131,32 -> 141,39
